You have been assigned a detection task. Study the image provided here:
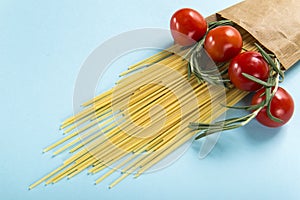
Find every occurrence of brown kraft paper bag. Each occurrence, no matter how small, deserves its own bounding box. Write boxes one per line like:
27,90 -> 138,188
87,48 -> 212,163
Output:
206,0 -> 300,70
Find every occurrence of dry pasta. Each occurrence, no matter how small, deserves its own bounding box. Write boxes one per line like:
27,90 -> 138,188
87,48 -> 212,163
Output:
30,26 -> 257,190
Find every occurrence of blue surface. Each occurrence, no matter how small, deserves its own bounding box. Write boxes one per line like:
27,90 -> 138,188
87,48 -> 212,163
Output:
1,0 -> 299,199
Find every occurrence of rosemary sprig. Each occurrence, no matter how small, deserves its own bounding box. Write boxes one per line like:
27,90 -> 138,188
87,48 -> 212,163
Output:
183,20 -> 234,86
190,44 -> 285,139
190,108 -> 262,140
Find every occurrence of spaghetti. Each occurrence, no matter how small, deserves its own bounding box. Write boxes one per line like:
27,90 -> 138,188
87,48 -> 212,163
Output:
30,26 -> 257,190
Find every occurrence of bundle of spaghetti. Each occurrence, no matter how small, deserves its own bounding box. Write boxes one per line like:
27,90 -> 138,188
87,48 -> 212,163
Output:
30,26 -> 257,189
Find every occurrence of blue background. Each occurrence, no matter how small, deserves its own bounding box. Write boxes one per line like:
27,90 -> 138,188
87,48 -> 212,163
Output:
1,0 -> 299,199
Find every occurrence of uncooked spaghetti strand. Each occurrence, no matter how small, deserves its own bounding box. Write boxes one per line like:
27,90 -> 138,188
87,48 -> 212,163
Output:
80,129 -> 127,159
67,118 -> 119,154
89,142 -> 141,175
31,149 -> 89,185
63,107 -> 114,139
123,84 -> 164,108
63,104 -> 112,134
119,51 -> 175,77
60,105 -> 122,151
90,90 -> 134,119
90,107 -> 112,121
108,84 -> 165,116
120,56 -> 187,90
109,132 -> 186,188
44,153 -> 93,185
61,91 -> 119,129
45,112 -> 114,154
92,140 -> 141,168
108,136 -> 170,188
60,106 -> 98,129
28,162 -> 71,190
88,163 -> 105,174
82,88 -> 129,116
135,129 -> 193,177
69,119 -> 128,154
43,131 -> 79,153
126,44 -> 180,70
59,110 -> 116,154
52,137 -> 81,155
68,128 -> 109,153
63,149 -> 89,165
86,134 -> 154,176
116,53 -> 181,85
94,152 -> 141,184
81,89 -> 113,107
115,53 -> 186,88
67,156 -> 99,179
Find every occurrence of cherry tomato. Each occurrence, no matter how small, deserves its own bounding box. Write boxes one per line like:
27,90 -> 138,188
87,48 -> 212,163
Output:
228,51 -> 269,91
170,8 -> 207,46
251,87 -> 294,128
204,26 -> 242,63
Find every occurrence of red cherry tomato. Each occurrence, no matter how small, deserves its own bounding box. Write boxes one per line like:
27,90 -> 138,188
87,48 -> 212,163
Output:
170,8 -> 207,46
228,51 -> 269,91
251,87 -> 294,127
204,26 -> 242,63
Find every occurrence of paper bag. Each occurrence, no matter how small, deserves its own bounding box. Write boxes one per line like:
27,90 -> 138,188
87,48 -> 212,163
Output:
209,0 -> 300,70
